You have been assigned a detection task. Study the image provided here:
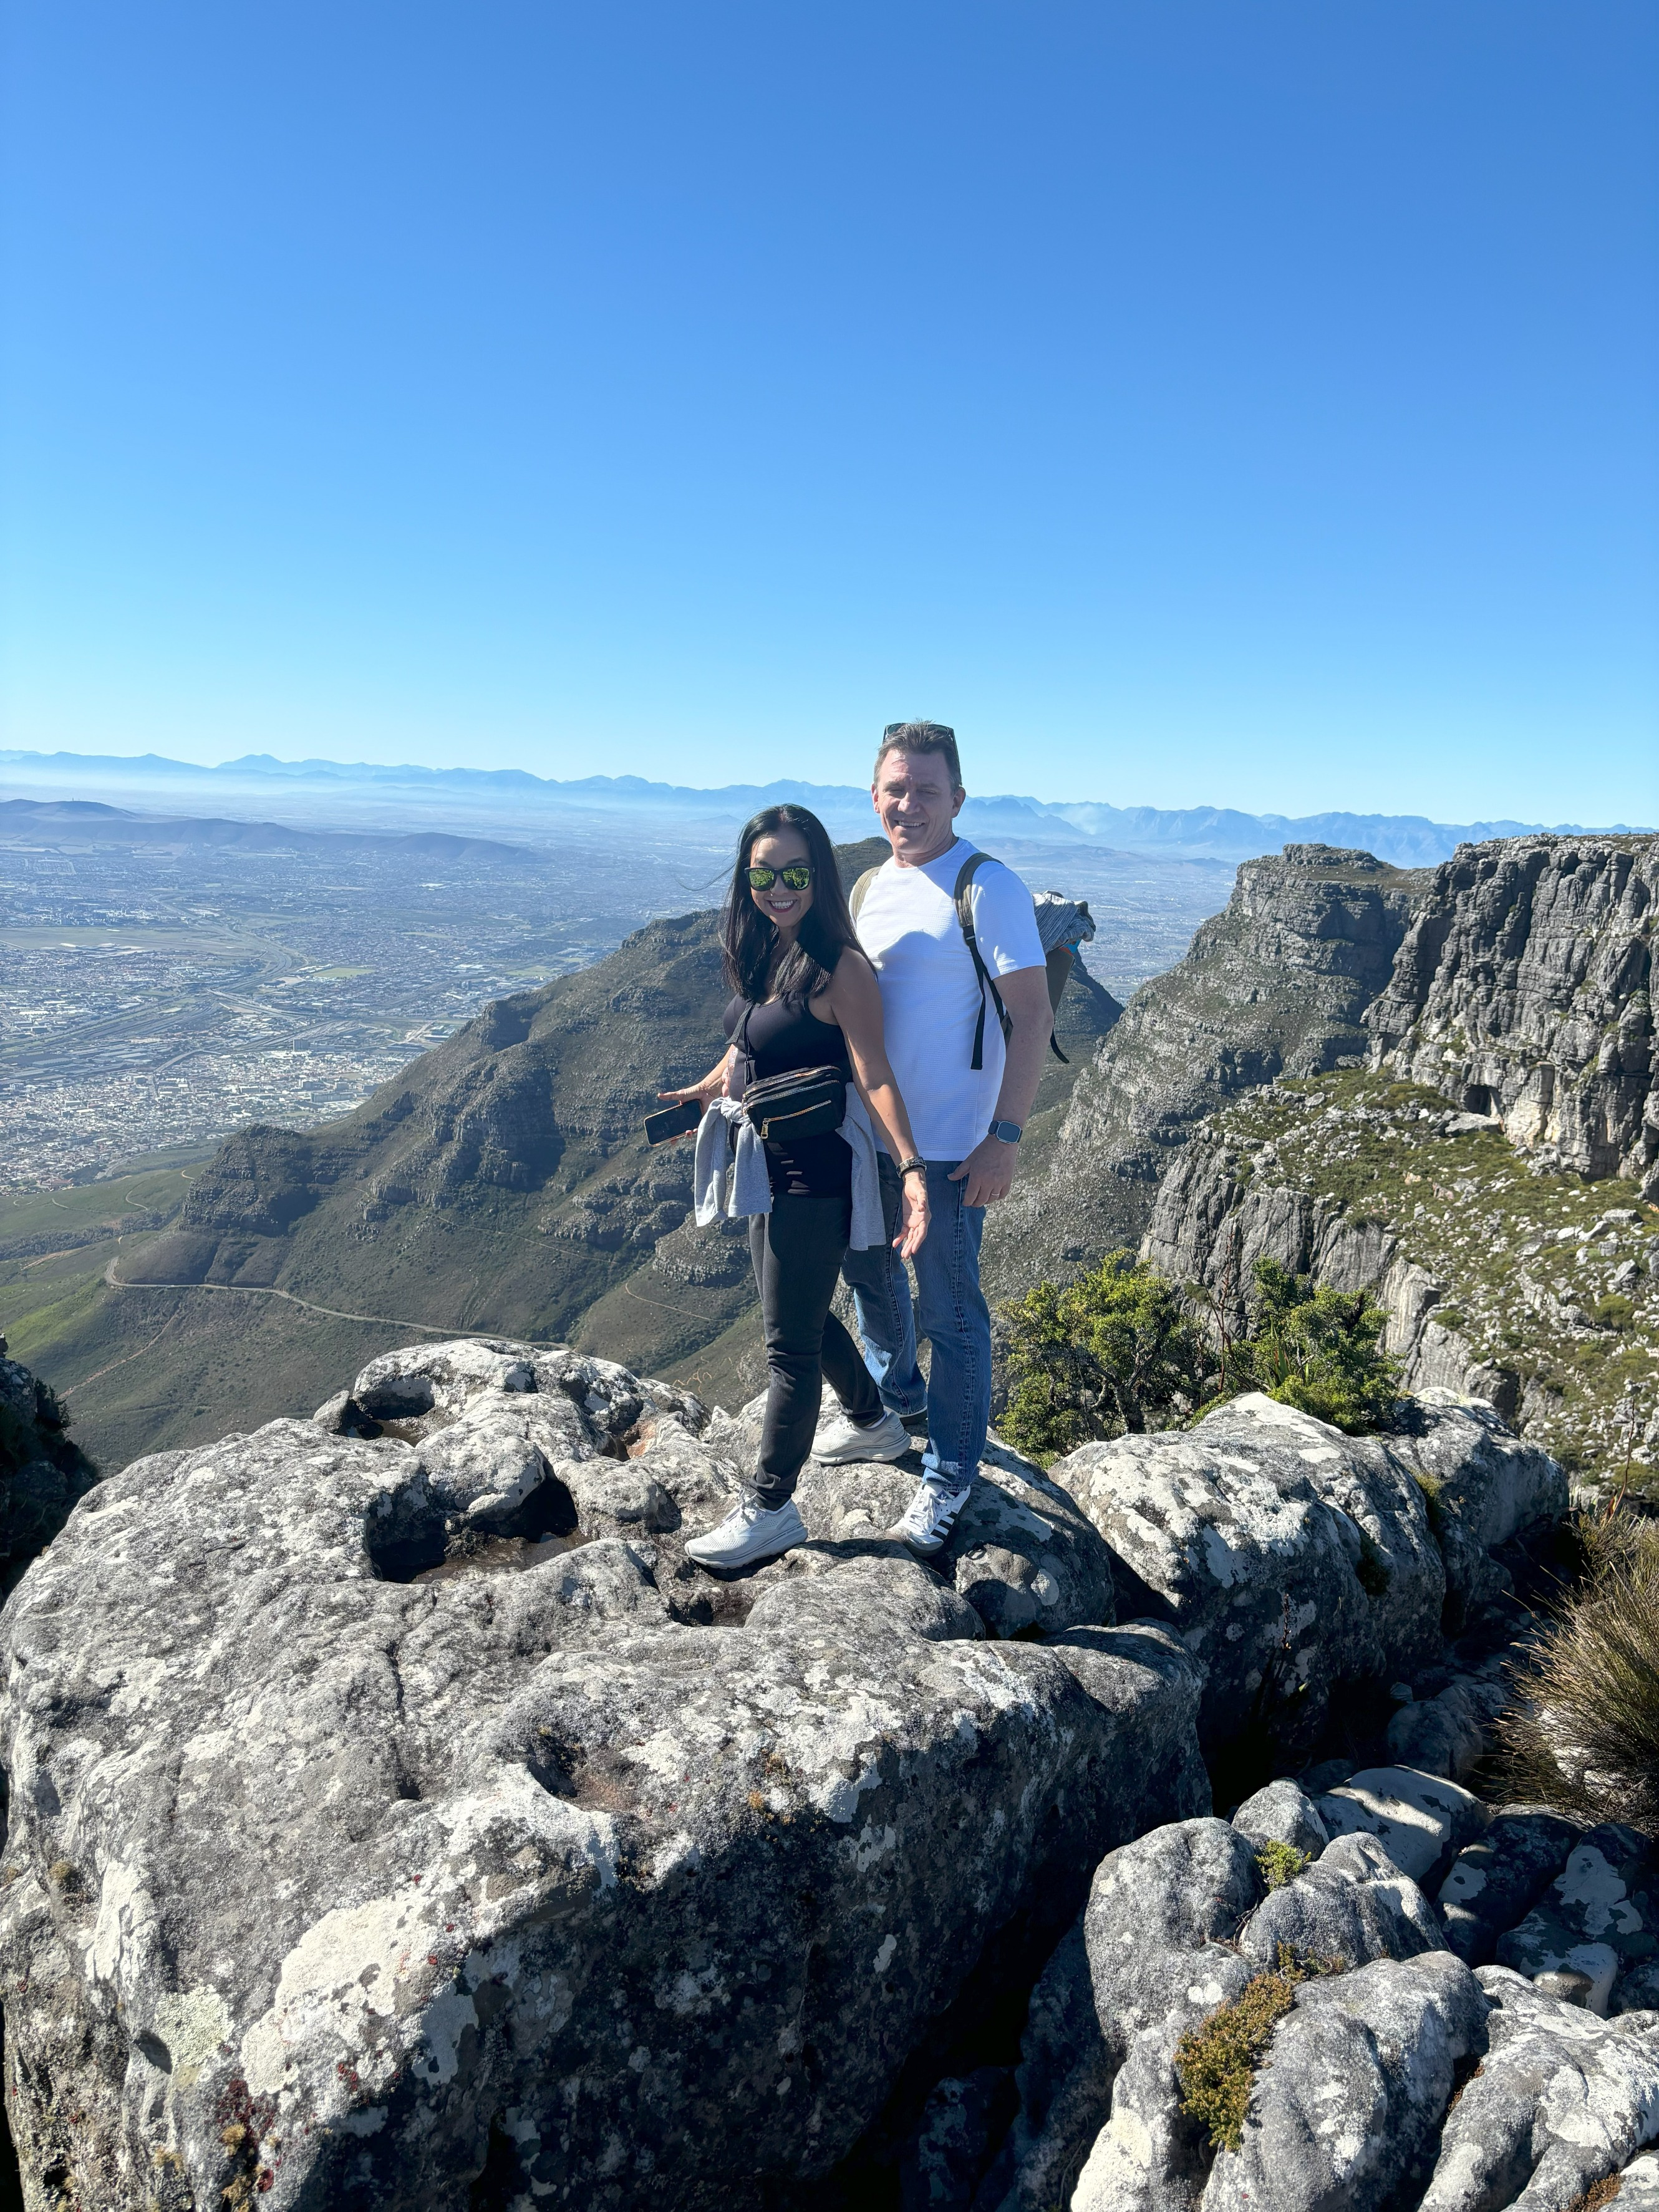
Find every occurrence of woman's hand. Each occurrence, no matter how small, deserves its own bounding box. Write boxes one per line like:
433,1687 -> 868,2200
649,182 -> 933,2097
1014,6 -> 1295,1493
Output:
655,1055 -> 731,1141
894,1169 -> 929,1260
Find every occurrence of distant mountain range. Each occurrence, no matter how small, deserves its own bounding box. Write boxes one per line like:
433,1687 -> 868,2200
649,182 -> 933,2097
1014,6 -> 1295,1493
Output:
1,748 -> 1647,867
0,796 -> 534,864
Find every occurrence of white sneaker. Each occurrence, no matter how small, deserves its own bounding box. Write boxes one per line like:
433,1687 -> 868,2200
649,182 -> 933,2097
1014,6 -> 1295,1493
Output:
891,1477 -> 974,1556
685,1492 -> 808,1571
813,1409 -> 913,1464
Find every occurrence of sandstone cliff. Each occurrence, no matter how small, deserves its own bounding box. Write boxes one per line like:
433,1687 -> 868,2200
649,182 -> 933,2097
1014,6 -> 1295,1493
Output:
984,846 -> 1427,1297
1367,835 -> 1657,1195
1143,836 -> 1659,1495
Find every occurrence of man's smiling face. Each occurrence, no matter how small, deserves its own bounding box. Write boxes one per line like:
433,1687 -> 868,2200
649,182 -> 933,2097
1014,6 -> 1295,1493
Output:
871,748 -> 965,867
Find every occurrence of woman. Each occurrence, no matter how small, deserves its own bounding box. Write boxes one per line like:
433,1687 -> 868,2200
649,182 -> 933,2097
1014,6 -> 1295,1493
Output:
659,803 -> 929,1570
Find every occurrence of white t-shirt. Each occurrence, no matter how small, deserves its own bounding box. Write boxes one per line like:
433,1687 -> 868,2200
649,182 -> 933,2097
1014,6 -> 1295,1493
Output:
854,838 -> 1047,1162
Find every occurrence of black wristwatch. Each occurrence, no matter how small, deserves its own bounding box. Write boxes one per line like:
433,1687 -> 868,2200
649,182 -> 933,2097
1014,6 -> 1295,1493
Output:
896,1155 -> 927,1179
989,1119 -> 1023,1145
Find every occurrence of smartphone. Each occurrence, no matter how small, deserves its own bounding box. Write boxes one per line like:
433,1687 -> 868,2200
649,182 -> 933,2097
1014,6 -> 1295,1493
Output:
644,1099 -> 702,1146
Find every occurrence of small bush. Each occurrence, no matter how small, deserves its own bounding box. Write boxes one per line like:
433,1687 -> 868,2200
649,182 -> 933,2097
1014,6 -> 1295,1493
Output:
1175,1944 -> 1343,2153
1000,1252 -> 1205,1464
1217,1260 -> 1401,1434
1254,1841 -> 1308,1890
1497,1514 -> 1659,1825
1592,1294 -> 1635,1331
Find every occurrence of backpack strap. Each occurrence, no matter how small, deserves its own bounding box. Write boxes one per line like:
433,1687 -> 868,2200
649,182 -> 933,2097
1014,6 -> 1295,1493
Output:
954,852 -> 1014,1071
955,852 -> 1068,1067
848,867 -> 881,925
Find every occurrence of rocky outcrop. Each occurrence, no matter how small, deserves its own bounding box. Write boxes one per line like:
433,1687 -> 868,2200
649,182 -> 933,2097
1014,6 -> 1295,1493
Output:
985,845 -> 1428,1295
1141,1068 -> 1659,1493
0,1335 -> 97,1595
1045,1391 -> 1547,1763
1366,835 -> 1658,1195
989,1789 -> 1659,2212
0,1336 -> 1205,2212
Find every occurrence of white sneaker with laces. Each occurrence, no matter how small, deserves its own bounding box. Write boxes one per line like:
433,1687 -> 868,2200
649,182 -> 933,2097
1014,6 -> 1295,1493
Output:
685,1491 -> 808,1570
813,1408 -> 912,1464
891,1477 -> 974,1556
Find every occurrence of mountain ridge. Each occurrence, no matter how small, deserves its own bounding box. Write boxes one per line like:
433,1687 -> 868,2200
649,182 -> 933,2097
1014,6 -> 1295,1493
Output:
3,748 -> 1645,866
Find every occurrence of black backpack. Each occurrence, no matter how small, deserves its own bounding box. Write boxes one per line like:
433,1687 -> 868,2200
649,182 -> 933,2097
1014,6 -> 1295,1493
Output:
848,852 -> 1087,1070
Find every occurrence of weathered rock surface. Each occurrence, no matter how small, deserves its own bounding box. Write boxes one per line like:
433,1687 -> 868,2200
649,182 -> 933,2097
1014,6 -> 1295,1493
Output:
1420,1966 -> 1659,2212
1317,1766 -> 1489,1888
1436,1808 -> 1585,1966
1237,1830 -> 1444,1970
985,845 -> 1428,1293
1052,1392 -> 1444,1757
987,1787 -> 1659,2212
1206,1951 -> 1489,2212
0,1339 -> 1201,2212
1366,836 -> 1658,1195
1231,1779 -> 1330,1858
1496,1823 -> 1659,2015
1067,1820 -> 1265,2212
0,1338 -> 99,1595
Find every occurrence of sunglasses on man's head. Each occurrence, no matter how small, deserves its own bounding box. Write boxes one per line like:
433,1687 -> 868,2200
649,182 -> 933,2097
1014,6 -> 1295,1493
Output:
747,864 -> 813,891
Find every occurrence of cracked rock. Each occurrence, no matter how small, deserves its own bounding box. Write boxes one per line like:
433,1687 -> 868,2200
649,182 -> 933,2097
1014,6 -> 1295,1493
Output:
0,1343 -> 1205,2212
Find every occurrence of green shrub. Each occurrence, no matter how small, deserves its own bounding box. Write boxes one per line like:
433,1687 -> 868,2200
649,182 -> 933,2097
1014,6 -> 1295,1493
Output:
1254,1840 -> 1308,1890
1592,1294 -> 1635,1331
1497,1513 -> 1659,1825
1000,1252 -> 1205,1464
1175,1944 -> 1342,2153
1219,1259 -> 1401,1434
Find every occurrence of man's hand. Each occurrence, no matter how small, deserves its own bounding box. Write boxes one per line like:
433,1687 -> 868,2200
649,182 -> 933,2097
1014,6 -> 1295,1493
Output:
950,1133 -> 1017,1207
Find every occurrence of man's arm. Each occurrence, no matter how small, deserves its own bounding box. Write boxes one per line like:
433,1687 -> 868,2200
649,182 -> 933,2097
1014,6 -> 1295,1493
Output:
950,964 -> 1051,1207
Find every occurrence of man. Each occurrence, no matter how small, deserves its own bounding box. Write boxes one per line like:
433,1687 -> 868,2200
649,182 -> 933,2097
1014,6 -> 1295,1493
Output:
815,721 -> 1052,1554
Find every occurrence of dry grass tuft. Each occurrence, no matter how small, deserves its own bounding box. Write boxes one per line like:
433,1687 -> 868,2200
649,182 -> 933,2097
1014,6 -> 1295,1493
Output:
1497,1513 -> 1659,1826
1566,2173 -> 1623,2212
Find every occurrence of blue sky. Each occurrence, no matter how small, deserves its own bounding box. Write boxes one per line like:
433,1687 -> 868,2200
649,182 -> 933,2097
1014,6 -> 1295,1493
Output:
2,2 -> 1654,821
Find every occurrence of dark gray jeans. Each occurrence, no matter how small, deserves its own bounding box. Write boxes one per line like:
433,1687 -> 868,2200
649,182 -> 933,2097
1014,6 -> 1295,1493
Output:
749,1192 -> 883,1505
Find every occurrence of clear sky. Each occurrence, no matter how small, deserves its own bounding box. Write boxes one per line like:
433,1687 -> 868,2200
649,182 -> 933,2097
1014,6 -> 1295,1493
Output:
2,2 -> 1655,823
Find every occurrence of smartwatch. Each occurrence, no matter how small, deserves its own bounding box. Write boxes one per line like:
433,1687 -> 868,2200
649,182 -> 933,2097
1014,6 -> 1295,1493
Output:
989,1119 -> 1023,1145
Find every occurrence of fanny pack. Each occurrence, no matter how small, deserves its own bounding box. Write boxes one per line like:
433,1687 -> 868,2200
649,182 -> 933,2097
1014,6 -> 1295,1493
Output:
740,1065 -> 847,1144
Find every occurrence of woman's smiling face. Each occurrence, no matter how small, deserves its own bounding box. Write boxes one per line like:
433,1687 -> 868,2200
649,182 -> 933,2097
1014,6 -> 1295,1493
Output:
747,826 -> 815,934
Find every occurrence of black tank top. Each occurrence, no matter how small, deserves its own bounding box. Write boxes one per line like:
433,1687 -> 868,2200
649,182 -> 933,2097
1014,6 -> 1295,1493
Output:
723,990 -> 853,1199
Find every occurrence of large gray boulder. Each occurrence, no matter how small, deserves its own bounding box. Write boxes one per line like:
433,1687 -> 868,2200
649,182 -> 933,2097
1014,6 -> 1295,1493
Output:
1051,1393 -> 1441,1759
1495,1823 -> 1659,2015
1436,1807 -> 1584,1966
1066,1820 -> 1265,2212
0,1340 -> 1199,2212
1237,1831 -> 1445,1971
1420,1966 -> 1659,2212
1201,1951 -> 1489,2212
1385,1390 -> 1569,1630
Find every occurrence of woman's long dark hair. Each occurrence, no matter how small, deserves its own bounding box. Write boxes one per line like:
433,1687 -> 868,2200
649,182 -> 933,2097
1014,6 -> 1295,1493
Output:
722,804 -> 860,1005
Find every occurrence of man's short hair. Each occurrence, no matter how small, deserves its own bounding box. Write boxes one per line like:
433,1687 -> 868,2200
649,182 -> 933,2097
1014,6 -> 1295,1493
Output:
873,720 -> 962,791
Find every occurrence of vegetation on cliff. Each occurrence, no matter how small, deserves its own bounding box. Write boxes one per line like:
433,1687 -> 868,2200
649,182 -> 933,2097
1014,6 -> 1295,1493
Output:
1163,1069 -> 1659,1496
999,1248 -> 1399,1464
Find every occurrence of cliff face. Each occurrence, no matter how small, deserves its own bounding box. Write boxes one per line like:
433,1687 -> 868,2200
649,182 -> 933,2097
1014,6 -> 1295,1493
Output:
984,845 -> 1427,1295
1143,1071 -> 1659,1497
1367,836 -> 1658,1196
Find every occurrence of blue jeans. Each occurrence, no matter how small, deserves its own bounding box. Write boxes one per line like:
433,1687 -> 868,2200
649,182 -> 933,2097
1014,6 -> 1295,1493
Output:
840,1156 -> 990,1488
